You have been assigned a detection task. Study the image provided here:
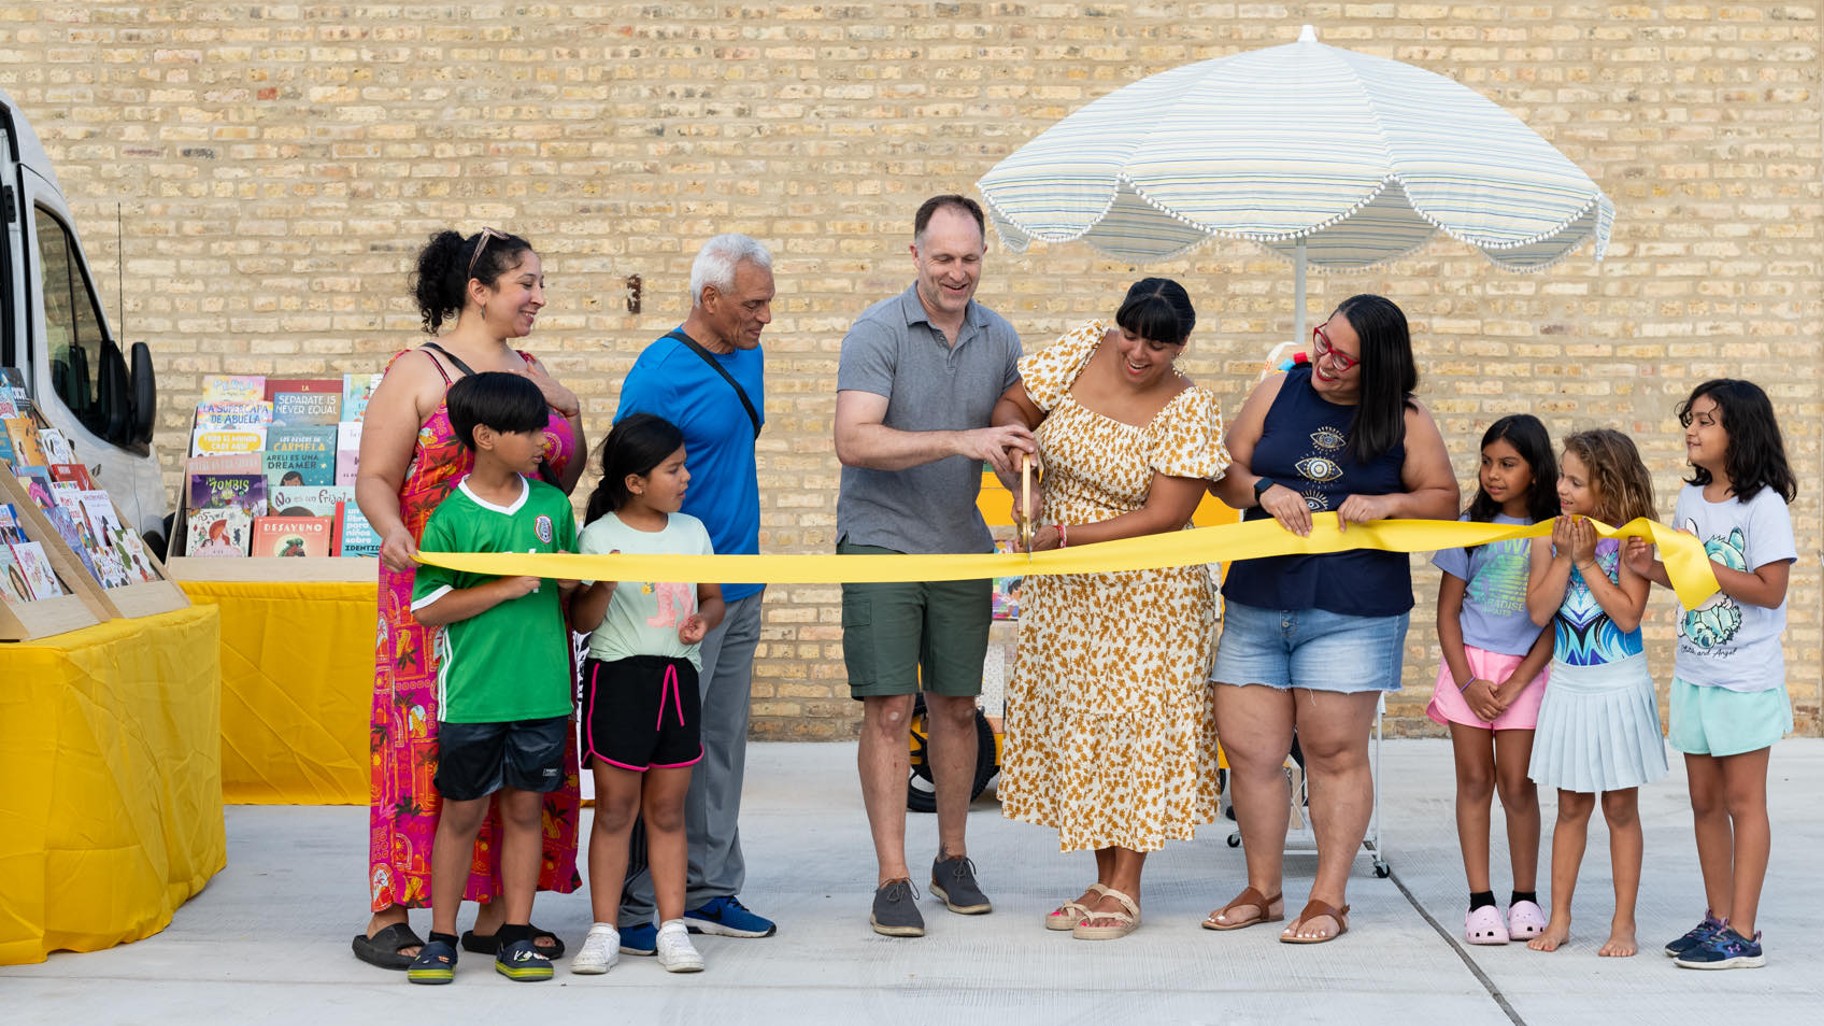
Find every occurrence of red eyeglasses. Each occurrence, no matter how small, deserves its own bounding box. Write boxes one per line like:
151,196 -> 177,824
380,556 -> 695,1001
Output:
1312,325 -> 1359,372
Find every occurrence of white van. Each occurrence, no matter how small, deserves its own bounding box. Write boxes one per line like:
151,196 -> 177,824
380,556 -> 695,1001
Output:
2,86 -> 168,549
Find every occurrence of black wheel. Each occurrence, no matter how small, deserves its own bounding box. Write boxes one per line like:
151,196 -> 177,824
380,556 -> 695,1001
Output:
1373,858 -> 1391,879
1227,832 -> 1242,848
906,695 -> 998,813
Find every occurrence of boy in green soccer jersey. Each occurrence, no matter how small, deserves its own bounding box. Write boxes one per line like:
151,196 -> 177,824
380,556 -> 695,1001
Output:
404,372 -> 578,985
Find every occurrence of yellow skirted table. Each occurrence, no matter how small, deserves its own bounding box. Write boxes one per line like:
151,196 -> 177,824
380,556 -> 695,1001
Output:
178,580 -> 375,806
0,604 -> 225,966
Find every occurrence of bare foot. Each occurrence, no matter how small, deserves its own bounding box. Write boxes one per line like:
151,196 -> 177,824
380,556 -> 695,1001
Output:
1527,919 -> 1570,952
1598,923 -> 1638,957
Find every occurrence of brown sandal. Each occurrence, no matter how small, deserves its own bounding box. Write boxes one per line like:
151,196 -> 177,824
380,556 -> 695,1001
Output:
1280,899 -> 1350,944
1202,886 -> 1285,931
1046,883 -> 1108,931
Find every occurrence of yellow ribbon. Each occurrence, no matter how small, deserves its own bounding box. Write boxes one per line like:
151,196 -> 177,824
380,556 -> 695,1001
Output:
416,514 -> 1719,609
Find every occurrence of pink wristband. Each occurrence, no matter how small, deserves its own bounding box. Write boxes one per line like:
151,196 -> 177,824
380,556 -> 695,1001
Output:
1058,523 -> 1069,548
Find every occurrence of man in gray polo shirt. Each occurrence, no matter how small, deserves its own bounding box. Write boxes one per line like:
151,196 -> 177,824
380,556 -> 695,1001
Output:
833,194 -> 1034,938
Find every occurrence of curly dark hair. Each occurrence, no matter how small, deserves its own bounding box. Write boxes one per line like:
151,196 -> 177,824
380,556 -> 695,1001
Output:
410,228 -> 533,335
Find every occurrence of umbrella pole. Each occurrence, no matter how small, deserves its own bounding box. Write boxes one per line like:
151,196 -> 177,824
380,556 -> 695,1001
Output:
1293,239 -> 1308,348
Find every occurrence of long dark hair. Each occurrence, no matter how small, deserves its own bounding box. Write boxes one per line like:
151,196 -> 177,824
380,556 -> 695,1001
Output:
1562,429 -> 1655,526
410,227 -> 534,335
1331,294 -> 1417,465
1465,414 -> 1560,524
584,413 -> 686,521
1678,379 -> 1796,504
1115,277 -> 1195,346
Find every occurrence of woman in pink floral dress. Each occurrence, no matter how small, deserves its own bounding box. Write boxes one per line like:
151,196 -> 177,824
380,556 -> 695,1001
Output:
351,228 -> 586,969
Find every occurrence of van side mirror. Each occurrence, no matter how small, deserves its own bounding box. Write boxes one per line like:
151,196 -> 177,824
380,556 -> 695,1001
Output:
98,341 -> 131,441
129,341 -> 156,445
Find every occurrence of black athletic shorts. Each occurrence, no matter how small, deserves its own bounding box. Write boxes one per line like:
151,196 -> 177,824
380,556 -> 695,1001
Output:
433,715 -> 569,801
581,655 -> 702,772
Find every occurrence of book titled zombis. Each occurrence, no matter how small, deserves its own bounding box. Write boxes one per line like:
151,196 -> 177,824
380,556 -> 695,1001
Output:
251,515 -> 335,558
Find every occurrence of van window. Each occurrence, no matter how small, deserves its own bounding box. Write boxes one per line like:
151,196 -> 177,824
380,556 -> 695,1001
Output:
34,206 -> 111,437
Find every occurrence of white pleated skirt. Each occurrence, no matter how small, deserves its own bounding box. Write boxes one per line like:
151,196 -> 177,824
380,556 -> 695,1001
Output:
1528,653 -> 1669,794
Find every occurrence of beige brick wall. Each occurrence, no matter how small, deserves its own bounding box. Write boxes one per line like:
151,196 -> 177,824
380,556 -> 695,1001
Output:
4,3 -> 1818,738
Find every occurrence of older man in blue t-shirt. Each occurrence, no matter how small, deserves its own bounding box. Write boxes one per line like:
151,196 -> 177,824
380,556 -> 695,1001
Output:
612,234 -> 776,949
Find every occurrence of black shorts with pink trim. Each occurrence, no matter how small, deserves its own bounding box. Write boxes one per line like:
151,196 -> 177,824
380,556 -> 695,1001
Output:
581,655 -> 703,772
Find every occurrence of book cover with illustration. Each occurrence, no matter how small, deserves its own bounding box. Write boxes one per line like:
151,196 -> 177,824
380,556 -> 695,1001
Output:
108,524 -> 161,582
251,515 -> 335,558
267,378 -> 343,426
77,489 -> 124,542
202,374 -> 267,403
269,484 -> 353,519
37,427 -> 74,465
264,424 -> 337,487
0,387 -> 17,419
4,417 -> 45,466
8,540 -> 66,599
0,503 -> 25,545
990,539 -> 1022,621
342,372 -> 383,422
186,508 -> 251,557
0,545 -> 32,605
188,472 -> 268,520
335,421 -> 362,486
12,466 -> 56,511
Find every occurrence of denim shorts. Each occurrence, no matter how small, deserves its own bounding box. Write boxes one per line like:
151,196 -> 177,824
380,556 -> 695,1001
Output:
1668,676 -> 1793,757
1210,601 -> 1409,693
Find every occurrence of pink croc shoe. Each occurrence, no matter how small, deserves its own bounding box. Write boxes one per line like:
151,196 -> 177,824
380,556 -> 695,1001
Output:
1466,905 -> 1509,945
1506,900 -> 1547,941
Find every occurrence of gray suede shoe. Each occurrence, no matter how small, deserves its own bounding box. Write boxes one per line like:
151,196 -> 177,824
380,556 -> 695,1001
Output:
870,879 -> 926,937
930,855 -> 992,915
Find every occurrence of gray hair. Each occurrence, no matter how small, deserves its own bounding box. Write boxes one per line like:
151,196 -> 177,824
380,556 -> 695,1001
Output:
689,234 -> 773,306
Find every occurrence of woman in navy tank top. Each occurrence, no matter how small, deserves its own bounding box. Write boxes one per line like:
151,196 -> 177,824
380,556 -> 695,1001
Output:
1202,295 -> 1459,944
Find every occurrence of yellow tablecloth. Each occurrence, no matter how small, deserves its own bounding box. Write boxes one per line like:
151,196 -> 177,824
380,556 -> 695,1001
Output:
179,581 -> 374,806
0,605 -> 225,965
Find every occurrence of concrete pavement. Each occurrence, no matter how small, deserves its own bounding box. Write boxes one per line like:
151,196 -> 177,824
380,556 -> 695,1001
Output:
5,739 -> 1821,1025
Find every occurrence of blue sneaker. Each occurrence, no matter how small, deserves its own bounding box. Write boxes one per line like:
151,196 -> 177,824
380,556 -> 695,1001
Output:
682,895 -> 777,938
1663,912 -> 1725,958
617,921 -> 657,956
1675,925 -> 1764,969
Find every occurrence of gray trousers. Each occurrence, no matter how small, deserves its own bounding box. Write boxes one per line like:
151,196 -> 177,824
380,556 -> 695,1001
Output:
620,589 -> 764,923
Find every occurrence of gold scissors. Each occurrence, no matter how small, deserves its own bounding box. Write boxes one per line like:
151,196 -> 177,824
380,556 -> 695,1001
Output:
1018,453 -> 1034,554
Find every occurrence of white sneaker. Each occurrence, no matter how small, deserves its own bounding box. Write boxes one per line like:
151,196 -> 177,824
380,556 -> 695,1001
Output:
655,919 -> 704,973
570,923 -> 620,975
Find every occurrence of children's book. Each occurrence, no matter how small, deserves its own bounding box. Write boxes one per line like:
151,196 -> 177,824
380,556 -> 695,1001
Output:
13,466 -> 56,511
0,545 -> 32,605
251,514 -> 335,558
186,452 -> 264,478
78,489 -> 124,542
202,374 -> 267,403
0,389 -> 16,419
37,428 -> 74,465
990,539 -> 1023,621
186,508 -> 251,557
269,484 -> 353,518
264,424 -> 337,488
0,503 -> 25,545
337,502 -> 380,558
193,400 -> 274,428
108,524 -> 160,582
188,472 -> 268,520
335,421 -> 362,486
342,372 -> 383,422
8,540 -> 65,599
190,424 -> 267,458
0,428 -> 13,467
267,378 -> 343,426
48,463 -> 96,489
4,417 -> 45,466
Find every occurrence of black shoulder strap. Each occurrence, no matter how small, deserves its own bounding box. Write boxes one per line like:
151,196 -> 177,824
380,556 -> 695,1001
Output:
664,329 -> 761,438
420,341 -> 478,379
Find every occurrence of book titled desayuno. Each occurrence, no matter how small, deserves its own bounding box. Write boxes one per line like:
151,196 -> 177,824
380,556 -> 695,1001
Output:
251,514 -> 335,558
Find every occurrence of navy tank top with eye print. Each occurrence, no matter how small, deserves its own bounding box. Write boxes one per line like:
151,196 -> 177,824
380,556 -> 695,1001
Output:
1223,365 -> 1412,617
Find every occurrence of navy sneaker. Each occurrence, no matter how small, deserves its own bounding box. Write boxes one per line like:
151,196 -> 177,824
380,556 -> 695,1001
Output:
683,895 -> 777,938
617,921 -> 657,956
1675,926 -> 1764,970
1663,912 -> 1725,958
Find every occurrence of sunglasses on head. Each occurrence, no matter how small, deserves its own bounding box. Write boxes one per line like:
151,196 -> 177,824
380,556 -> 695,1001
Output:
466,226 -> 509,279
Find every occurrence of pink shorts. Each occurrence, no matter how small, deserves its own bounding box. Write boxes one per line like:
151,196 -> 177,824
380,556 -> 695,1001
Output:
1426,645 -> 1548,731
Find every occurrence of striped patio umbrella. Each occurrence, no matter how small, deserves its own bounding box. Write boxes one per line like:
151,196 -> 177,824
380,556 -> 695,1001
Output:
977,25 -> 1614,339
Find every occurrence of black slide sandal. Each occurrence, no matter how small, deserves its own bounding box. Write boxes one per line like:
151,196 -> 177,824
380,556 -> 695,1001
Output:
460,924 -> 565,959
352,922 -> 426,970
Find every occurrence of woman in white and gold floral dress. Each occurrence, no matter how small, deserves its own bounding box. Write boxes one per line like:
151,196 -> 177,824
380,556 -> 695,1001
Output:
992,278 -> 1231,940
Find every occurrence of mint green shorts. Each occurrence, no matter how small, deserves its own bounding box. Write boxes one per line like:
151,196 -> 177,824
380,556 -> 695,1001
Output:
1668,676 -> 1792,757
